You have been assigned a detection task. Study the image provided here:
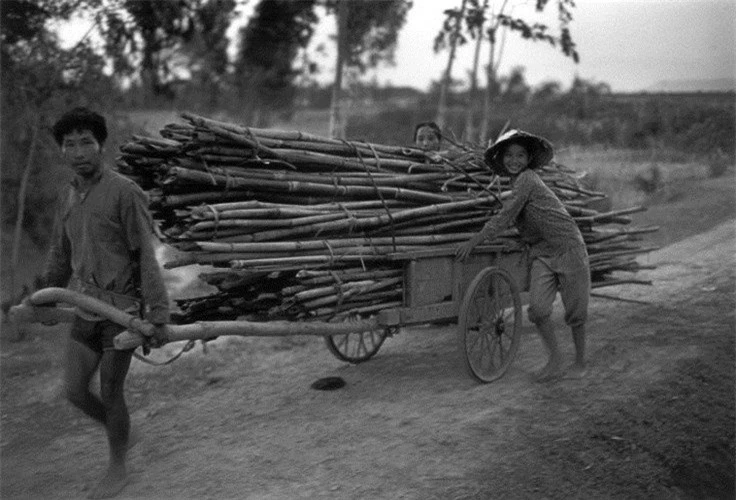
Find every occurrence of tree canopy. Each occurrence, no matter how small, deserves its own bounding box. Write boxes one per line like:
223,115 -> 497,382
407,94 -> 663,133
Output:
234,0 -> 318,124
324,0 -> 411,73
96,0 -> 237,97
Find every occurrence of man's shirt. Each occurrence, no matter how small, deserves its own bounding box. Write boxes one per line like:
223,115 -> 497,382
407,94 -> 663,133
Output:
43,167 -> 170,324
478,169 -> 585,258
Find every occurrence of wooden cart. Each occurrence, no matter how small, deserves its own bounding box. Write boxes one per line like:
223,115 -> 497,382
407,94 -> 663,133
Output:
10,245 -> 529,383
323,244 -> 528,382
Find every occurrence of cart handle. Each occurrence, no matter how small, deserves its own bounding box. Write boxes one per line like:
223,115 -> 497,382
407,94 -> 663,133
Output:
10,288 -> 154,336
9,288 -> 380,351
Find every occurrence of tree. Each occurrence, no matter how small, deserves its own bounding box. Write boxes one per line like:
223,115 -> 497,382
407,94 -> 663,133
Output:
532,80 -> 563,103
179,0 -> 238,109
234,0 -> 317,125
324,0 -> 412,138
501,66 -> 530,103
463,0 -> 489,143
231,0 -> 410,134
0,0 -> 50,49
95,0 -> 237,100
328,0 -> 349,137
564,76 -> 611,119
1,0 -> 117,302
434,0 -> 580,142
480,0 -> 579,140
434,0 -> 468,129
3,1 -> 239,104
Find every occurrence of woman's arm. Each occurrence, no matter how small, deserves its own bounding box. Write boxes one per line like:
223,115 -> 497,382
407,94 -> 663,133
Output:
476,172 -> 534,242
455,171 -> 534,260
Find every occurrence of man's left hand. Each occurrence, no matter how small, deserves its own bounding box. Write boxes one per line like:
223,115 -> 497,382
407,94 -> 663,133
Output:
146,323 -> 169,349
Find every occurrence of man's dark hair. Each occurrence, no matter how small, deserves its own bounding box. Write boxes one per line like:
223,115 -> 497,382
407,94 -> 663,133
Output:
52,107 -> 108,146
413,121 -> 441,142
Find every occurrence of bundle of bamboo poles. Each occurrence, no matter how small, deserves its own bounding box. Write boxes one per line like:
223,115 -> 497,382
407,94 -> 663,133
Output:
117,113 -> 658,323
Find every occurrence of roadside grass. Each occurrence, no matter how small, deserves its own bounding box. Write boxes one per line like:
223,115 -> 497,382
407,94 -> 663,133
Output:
555,146 -> 735,249
555,145 -> 715,210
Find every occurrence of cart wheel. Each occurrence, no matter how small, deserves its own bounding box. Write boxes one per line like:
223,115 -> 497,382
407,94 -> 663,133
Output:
458,267 -> 522,383
325,328 -> 388,363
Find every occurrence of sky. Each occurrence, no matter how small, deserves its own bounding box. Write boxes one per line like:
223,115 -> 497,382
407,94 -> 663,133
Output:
57,0 -> 736,93
345,0 -> 736,92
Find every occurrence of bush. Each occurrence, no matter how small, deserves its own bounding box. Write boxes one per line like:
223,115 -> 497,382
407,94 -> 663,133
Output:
708,148 -> 732,178
632,165 -> 663,194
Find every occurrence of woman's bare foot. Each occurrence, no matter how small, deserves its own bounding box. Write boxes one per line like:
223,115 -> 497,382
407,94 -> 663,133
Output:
87,467 -> 129,499
566,361 -> 588,379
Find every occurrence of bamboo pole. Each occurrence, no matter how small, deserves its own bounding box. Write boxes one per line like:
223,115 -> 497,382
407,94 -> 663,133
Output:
290,280 -> 378,303
193,233 -> 477,253
189,207 -> 332,220
313,300 -> 403,321
182,112 -> 428,158
164,166 -> 458,205
160,190 -> 259,208
189,211 -> 350,232
231,196 -> 494,243
577,206 -> 647,224
588,246 -> 659,263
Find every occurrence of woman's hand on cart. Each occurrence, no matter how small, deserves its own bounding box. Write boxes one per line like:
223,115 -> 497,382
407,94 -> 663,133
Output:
455,234 -> 483,262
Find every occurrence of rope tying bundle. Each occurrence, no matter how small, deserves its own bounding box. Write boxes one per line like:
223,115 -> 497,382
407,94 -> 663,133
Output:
353,140 -> 398,252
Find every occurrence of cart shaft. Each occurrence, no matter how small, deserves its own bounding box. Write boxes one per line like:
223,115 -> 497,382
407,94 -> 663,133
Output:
9,288 -> 379,351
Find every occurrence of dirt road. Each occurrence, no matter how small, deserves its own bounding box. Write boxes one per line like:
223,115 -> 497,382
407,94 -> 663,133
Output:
1,219 -> 733,500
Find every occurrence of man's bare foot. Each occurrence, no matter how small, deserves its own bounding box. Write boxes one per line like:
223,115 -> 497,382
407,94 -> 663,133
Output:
535,359 -> 564,382
87,467 -> 129,499
566,362 -> 588,379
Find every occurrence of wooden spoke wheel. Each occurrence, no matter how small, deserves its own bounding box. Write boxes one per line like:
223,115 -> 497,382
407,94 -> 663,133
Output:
325,328 -> 389,363
457,267 -> 522,383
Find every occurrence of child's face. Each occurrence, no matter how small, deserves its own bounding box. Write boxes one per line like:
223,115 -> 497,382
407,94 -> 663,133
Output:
415,126 -> 441,151
502,143 -> 530,175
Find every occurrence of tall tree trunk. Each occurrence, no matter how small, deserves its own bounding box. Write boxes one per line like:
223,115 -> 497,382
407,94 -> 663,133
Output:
329,0 -> 349,139
10,115 -> 41,320
463,0 -> 488,144
479,26 -> 496,142
436,0 -> 467,129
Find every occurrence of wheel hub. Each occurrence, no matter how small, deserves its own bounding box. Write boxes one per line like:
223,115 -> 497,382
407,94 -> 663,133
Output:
494,316 -> 505,336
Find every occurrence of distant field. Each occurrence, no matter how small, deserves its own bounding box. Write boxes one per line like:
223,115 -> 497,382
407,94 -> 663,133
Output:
555,146 -> 712,209
554,145 -> 735,250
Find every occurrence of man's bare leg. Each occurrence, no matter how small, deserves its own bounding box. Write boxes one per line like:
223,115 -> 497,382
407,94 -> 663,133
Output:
88,349 -> 133,500
535,318 -> 563,381
64,338 -> 105,424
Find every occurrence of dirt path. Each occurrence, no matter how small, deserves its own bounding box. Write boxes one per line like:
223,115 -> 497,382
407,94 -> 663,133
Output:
1,221 -> 733,500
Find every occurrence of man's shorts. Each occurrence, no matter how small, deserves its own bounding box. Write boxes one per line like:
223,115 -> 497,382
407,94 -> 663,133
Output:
70,318 -> 129,353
